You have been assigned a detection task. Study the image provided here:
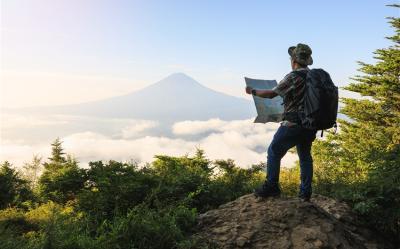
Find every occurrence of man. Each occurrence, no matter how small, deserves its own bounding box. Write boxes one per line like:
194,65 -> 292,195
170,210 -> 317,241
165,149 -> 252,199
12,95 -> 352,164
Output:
245,43 -> 317,201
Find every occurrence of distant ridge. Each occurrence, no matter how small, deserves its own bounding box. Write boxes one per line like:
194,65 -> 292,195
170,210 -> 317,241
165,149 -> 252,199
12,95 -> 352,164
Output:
11,73 -> 256,122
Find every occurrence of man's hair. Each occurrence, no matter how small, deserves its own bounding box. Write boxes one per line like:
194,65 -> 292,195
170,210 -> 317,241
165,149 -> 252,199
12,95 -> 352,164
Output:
291,57 -> 308,68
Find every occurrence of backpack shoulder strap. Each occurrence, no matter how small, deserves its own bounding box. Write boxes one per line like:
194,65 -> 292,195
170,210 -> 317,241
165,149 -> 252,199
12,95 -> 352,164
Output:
291,69 -> 308,80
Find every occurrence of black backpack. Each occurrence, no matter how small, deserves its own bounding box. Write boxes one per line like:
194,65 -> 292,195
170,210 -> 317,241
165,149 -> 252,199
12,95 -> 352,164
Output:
299,69 -> 338,133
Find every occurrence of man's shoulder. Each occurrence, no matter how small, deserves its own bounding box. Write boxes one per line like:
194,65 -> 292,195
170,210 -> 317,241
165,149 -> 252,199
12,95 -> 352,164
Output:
282,69 -> 306,82
289,68 -> 309,79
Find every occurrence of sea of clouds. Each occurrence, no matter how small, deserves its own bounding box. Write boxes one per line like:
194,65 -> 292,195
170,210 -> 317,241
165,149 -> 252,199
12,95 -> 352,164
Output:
0,113 -> 299,169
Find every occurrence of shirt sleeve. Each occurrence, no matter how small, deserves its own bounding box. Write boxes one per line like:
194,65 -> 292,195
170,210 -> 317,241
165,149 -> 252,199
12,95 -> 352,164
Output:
272,72 -> 295,97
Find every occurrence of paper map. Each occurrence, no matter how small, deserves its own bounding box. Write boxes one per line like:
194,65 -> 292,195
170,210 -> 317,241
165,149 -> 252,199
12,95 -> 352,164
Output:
245,77 -> 284,123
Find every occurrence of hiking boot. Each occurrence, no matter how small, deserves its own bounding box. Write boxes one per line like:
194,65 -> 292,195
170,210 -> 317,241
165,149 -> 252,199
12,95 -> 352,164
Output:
298,192 -> 311,202
254,181 -> 281,198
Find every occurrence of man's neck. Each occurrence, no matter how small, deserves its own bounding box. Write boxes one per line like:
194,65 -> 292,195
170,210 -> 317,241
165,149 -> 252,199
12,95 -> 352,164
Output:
293,66 -> 309,71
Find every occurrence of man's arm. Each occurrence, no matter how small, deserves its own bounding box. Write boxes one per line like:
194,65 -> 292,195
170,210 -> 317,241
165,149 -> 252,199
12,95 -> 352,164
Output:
245,86 -> 278,99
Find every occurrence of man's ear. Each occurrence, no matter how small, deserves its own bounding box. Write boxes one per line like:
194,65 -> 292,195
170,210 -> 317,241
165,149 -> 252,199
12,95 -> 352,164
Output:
290,58 -> 295,67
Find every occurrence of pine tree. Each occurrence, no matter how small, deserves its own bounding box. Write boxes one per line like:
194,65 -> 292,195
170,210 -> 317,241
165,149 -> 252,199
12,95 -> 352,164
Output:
313,4 -> 400,243
0,161 -> 32,208
39,138 -> 85,203
48,137 -> 66,164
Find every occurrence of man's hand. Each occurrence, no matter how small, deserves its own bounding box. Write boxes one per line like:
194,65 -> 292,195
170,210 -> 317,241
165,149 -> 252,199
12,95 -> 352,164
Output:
245,86 -> 278,99
245,86 -> 253,95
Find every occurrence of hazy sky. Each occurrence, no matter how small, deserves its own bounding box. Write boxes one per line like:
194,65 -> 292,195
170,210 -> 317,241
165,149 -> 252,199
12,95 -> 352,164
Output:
1,0 -> 398,108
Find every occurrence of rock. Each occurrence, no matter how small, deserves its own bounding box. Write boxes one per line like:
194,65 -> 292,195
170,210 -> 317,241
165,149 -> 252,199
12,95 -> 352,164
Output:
236,236 -> 248,247
193,194 -> 394,249
291,225 -> 328,249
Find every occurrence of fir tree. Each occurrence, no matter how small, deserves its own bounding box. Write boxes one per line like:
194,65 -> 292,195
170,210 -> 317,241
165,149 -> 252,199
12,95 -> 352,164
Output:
313,4 -> 400,243
39,139 -> 85,203
48,137 -> 66,164
0,161 -> 32,208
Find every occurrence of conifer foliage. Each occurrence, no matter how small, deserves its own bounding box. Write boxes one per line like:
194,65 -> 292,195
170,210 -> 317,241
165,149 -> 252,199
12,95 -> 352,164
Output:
39,138 -> 86,203
313,4 -> 400,243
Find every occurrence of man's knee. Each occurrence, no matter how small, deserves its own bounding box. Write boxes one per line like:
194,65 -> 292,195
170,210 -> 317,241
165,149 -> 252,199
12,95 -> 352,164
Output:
297,143 -> 313,165
268,142 -> 285,159
299,154 -> 313,167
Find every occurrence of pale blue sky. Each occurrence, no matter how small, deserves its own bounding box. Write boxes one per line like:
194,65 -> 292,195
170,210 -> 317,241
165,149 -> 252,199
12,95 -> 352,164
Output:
1,0 -> 398,107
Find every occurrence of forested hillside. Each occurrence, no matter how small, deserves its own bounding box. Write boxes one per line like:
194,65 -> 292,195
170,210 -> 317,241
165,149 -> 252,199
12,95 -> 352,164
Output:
0,139 -> 269,249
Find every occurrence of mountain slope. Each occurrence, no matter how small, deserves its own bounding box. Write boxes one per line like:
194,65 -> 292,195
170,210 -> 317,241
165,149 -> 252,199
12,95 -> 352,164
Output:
16,73 -> 255,122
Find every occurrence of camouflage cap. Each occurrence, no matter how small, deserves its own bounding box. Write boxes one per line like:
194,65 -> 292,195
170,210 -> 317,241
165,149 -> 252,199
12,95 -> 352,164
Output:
288,43 -> 313,66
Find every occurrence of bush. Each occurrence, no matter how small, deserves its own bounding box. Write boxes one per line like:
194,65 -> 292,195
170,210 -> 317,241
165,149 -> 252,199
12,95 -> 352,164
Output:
0,162 -> 33,209
97,205 -> 197,249
77,160 -> 158,224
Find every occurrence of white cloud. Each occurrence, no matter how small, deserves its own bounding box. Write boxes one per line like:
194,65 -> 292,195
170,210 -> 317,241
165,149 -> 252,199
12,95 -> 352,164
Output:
60,129 -> 297,169
0,116 -> 300,169
0,140 -> 49,167
172,118 -> 276,135
62,132 -> 196,165
0,113 -> 69,129
172,118 -> 226,135
120,120 -> 159,139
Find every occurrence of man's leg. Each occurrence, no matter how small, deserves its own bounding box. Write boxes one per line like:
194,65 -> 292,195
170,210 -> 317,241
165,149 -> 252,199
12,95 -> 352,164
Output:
255,124 -> 305,198
266,125 -> 300,186
296,130 -> 316,199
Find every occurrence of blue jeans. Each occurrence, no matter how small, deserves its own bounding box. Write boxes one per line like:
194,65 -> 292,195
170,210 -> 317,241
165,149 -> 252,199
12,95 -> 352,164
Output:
266,124 -> 317,196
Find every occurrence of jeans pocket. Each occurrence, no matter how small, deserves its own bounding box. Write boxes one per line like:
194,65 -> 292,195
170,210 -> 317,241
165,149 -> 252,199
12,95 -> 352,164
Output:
287,124 -> 299,129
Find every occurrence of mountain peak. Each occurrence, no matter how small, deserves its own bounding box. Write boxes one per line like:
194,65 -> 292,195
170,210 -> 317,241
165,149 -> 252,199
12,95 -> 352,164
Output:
153,72 -> 202,88
165,72 -> 193,80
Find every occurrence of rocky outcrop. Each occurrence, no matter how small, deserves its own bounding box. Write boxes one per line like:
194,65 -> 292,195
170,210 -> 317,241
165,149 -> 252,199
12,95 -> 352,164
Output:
194,194 -> 393,249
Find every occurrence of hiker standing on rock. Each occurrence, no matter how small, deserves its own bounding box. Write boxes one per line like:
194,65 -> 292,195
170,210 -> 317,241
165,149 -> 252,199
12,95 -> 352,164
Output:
245,43 -> 334,201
